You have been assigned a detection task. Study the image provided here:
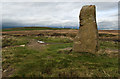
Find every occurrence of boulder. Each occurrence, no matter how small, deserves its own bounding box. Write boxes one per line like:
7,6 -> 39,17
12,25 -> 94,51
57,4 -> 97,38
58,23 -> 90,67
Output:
73,5 -> 99,53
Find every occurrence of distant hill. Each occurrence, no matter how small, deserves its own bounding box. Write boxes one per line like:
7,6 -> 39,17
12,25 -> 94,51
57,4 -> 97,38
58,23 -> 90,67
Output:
2,27 -> 74,31
2,26 -> 119,32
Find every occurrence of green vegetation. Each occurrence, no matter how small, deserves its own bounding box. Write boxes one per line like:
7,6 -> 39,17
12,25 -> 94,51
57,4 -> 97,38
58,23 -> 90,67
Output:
2,35 -> 119,77
100,40 -> 118,49
2,27 -> 71,31
28,36 -> 73,43
99,33 -> 116,37
2,36 -> 29,47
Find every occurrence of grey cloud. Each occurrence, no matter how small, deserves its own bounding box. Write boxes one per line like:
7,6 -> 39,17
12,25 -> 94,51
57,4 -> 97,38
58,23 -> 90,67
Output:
2,21 -> 27,27
0,2 -> 2,28
2,0 -> 120,2
98,21 -> 118,30
2,2 -> 118,30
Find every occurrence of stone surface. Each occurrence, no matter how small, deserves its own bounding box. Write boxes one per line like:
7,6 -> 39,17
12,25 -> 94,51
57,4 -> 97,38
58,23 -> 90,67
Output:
73,5 -> 99,53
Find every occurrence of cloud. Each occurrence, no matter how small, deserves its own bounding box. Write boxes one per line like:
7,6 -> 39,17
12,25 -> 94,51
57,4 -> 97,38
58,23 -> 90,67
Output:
98,21 -> 118,30
0,2 -> 2,29
2,2 -> 118,30
2,0 -> 120,2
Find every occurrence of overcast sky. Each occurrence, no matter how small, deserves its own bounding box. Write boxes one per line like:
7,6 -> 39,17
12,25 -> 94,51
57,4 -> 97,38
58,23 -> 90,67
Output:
2,2 -> 118,30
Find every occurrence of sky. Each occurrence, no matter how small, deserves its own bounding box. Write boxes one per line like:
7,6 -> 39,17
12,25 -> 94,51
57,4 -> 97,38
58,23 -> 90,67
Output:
2,2 -> 118,30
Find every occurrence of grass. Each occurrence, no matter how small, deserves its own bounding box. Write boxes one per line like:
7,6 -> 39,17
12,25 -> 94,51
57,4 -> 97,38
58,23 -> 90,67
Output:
100,40 -> 118,49
2,35 -> 119,77
2,36 -> 29,47
26,36 -> 73,43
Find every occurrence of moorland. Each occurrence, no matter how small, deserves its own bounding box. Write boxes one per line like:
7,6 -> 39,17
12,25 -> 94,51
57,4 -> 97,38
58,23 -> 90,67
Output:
2,27 -> 119,77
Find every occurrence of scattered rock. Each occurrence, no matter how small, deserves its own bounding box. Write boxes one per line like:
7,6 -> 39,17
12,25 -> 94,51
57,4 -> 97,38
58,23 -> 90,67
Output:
27,40 -> 46,51
58,47 -> 72,54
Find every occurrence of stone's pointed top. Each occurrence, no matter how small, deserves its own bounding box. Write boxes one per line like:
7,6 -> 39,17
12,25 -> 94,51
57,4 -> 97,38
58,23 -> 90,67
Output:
81,5 -> 96,10
83,5 -> 95,7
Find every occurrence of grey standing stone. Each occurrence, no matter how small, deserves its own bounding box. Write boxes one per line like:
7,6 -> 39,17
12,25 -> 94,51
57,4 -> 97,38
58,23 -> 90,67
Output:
73,5 -> 99,53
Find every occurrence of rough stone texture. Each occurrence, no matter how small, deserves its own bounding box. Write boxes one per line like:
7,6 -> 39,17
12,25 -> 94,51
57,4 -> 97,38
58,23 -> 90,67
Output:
73,5 -> 99,53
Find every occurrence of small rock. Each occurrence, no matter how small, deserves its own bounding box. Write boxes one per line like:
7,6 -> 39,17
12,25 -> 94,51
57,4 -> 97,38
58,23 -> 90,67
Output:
20,45 -> 25,47
3,70 -> 7,72
37,41 -> 45,44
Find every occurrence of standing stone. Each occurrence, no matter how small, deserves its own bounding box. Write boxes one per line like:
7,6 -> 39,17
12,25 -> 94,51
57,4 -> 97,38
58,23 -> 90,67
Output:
73,5 -> 99,53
